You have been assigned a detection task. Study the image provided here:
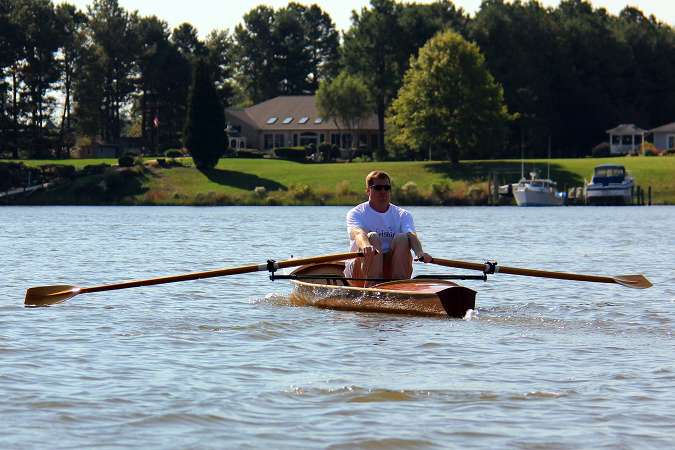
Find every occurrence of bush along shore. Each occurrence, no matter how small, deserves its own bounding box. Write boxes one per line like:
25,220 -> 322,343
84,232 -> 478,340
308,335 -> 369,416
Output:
2,155 -> 674,206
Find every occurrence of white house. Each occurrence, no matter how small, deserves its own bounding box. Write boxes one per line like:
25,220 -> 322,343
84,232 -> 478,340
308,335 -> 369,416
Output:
649,121 -> 675,151
606,123 -> 646,155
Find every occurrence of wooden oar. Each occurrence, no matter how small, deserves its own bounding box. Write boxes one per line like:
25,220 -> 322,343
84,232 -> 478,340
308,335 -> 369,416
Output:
427,257 -> 652,289
25,252 -> 363,307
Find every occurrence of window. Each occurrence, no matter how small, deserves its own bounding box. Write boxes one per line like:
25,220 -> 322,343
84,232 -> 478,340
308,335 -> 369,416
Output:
282,117 -> 293,124
331,134 -> 340,146
314,117 -> 323,124
266,117 -> 277,124
621,135 -> 632,145
298,117 -> 309,124
274,134 -> 285,148
668,135 -> 675,149
612,135 -> 620,145
264,134 -> 273,149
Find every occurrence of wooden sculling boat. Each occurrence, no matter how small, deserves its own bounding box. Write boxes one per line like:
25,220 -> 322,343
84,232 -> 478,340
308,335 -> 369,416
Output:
286,262 -> 477,318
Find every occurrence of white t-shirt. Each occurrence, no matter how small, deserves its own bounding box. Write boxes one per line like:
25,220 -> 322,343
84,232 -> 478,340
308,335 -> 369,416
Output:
346,201 -> 416,253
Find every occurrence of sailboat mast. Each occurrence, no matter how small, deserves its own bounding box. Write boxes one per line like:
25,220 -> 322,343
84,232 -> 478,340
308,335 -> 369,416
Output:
520,129 -> 524,179
547,136 -> 551,180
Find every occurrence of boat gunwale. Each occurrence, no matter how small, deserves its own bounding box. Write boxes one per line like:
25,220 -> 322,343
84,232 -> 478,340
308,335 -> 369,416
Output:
289,277 -> 464,297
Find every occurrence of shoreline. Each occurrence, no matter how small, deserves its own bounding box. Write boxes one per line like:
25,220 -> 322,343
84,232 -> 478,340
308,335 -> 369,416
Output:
2,156 -> 673,206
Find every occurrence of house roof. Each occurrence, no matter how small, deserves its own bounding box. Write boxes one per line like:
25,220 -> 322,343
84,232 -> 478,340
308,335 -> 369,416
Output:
226,96 -> 379,131
649,121 -> 675,134
606,123 -> 646,134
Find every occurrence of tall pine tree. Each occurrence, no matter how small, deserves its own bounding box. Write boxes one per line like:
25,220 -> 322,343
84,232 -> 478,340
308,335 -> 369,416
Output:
183,59 -> 226,170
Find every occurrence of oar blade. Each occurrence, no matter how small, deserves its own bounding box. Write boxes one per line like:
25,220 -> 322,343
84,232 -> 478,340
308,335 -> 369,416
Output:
614,275 -> 652,289
24,285 -> 80,307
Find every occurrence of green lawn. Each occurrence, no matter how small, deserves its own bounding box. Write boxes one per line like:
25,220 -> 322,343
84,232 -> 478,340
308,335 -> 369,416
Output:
9,156 -> 675,205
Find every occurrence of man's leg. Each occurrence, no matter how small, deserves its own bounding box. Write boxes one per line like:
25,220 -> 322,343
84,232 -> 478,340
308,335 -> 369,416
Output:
345,232 -> 383,287
388,233 -> 413,280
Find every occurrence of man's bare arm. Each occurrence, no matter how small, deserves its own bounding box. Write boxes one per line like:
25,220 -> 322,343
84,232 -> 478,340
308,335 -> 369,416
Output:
408,232 -> 432,263
349,227 -> 378,257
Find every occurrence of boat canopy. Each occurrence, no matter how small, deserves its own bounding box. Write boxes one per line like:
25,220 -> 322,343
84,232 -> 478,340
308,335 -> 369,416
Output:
594,165 -> 625,178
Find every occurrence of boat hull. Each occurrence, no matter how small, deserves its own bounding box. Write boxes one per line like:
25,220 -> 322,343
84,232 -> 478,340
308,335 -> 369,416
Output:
288,263 -> 476,318
585,185 -> 632,205
513,185 -> 564,206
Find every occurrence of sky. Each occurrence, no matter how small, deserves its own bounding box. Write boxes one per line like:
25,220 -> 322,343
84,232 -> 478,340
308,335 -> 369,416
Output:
57,0 -> 674,35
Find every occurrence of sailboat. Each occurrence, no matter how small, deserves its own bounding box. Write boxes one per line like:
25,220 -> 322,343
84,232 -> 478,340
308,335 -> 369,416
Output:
512,138 -> 565,207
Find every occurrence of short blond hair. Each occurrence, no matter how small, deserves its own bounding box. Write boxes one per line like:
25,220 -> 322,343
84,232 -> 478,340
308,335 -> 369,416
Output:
365,171 -> 391,188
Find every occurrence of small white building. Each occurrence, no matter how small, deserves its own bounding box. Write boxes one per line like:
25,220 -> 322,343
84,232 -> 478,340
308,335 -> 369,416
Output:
649,121 -> 675,151
606,124 -> 646,155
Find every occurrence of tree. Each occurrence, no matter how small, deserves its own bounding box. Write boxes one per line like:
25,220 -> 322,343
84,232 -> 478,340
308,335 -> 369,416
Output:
234,6 -> 277,103
204,30 -> 236,107
234,3 -> 339,103
75,0 -> 139,142
55,3 -> 87,157
342,0 -> 402,160
11,0 -> 62,156
171,22 -> 206,59
183,59 -> 225,170
389,30 -> 512,164
470,0 -> 562,157
316,71 -> 373,153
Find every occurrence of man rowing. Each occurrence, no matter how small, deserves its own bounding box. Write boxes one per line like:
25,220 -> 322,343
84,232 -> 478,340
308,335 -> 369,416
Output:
345,170 -> 432,287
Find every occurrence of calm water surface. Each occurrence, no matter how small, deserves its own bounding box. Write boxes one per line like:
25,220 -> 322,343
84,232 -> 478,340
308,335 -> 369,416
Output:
1,206 -> 674,449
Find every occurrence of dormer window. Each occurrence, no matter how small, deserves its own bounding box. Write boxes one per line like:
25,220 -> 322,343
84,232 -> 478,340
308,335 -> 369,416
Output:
266,117 -> 277,124
299,117 -> 309,124
314,117 -> 323,124
282,117 -> 293,124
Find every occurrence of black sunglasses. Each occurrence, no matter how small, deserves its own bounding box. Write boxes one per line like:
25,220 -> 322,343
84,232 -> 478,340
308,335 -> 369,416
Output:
369,184 -> 391,191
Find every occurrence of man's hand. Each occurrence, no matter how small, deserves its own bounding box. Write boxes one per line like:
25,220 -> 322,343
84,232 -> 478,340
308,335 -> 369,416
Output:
360,244 -> 378,257
416,252 -> 433,263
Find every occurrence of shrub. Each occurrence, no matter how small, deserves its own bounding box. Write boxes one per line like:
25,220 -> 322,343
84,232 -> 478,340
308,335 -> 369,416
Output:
40,164 -> 76,180
592,142 -> 610,157
80,163 -> 110,176
395,181 -> 423,204
430,182 -> 452,204
0,162 -> 27,190
641,142 -> 660,156
235,149 -> 265,158
315,143 -> 333,162
253,186 -> 267,198
164,149 -> 183,158
273,147 -> 307,161
118,154 -> 135,167
336,180 -> 353,196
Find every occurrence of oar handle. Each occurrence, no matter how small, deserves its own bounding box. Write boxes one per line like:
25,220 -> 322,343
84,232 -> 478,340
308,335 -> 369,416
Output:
81,251 -> 363,294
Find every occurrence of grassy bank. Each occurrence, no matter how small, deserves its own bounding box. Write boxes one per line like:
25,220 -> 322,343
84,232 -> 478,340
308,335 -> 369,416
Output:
7,156 -> 675,205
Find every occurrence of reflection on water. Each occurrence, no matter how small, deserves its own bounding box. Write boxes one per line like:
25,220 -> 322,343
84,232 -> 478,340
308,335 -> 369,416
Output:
1,205 -> 674,449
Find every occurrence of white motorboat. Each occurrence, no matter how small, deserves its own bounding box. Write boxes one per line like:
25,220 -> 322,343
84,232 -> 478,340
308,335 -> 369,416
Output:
513,172 -> 565,206
585,164 -> 633,205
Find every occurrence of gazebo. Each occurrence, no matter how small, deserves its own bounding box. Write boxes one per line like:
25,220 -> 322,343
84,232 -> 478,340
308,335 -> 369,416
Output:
606,124 -> 646,155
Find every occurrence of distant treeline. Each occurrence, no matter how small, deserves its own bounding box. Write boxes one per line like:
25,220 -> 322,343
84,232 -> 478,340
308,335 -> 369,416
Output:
1,0 -> 674,160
